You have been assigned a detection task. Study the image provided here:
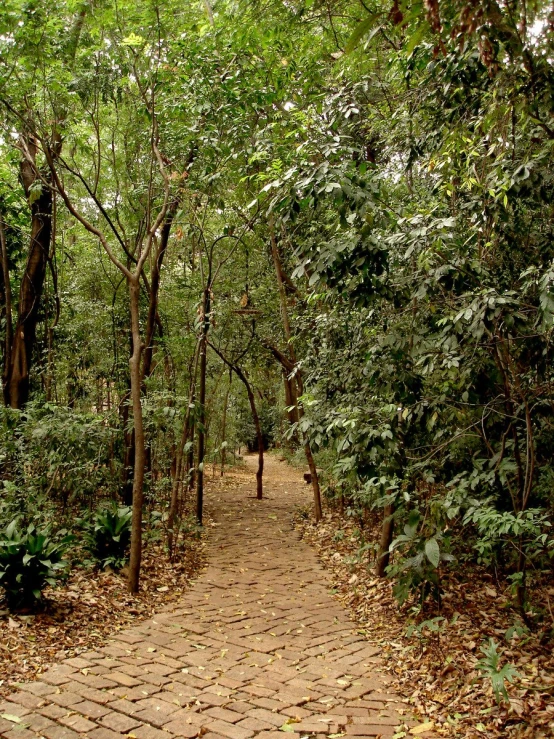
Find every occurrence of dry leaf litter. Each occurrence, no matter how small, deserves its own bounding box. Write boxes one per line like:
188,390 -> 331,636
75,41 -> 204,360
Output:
297,509 -> 554,739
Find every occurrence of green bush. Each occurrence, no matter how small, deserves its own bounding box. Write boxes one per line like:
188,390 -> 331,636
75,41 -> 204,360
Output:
0,519 -> 71,606
82,504 -> 132,569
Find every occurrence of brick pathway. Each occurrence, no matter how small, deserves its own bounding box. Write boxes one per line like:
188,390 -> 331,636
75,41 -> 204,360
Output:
0,456 -> 426,739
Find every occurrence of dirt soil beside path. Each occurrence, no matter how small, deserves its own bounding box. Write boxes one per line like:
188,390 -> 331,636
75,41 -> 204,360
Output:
0,453 -> 434,739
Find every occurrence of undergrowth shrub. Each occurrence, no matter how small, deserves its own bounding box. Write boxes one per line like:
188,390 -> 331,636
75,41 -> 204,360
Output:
81,504 -> 132,569
0,519 -> 71,606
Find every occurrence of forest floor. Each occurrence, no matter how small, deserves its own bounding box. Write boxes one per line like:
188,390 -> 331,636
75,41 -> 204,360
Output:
0,454 -> 434,739
297,506 -> 554,739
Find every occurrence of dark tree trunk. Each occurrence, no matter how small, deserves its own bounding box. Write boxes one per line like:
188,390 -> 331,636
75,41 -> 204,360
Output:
375,504 -> 395,577
196,288 -> 210,526
128,277 -> 146,593
0,212 -> 13,393
120,389 -> 135,506
4,149 -> 52,409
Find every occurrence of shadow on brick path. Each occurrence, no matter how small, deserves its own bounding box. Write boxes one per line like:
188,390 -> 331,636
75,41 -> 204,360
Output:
0,454 -> 428,739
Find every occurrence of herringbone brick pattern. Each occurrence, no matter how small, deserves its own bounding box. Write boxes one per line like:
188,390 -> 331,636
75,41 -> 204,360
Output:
0,456 -> 426,739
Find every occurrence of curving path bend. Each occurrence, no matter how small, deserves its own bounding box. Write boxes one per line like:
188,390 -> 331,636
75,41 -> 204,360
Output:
0,455 -> 423,739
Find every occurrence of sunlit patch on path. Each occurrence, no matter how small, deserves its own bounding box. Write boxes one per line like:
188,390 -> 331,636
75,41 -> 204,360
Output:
0,456 -> 429,739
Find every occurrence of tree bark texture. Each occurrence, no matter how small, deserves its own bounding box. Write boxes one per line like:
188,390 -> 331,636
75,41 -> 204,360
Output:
196,288 -> 210,526
375,504 -> 395,577
127,278 -> 146,593
4,153 -> 52,409
167,340 -> 200,557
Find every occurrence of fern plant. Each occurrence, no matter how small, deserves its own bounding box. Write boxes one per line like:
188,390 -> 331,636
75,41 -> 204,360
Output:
476,639 -> 519,703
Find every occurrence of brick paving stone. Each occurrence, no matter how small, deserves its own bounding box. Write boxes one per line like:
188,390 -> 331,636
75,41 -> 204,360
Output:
133,710 -> 174,729
236,717 -> 273,732
58,714 -> 98,733
133,725 -> 173,739
73,700 -> 112,720
39,704 -> 68,720
6,692 -> 46,710
87,729 -> 123,739
244,710 -> 283,729
19,683 -> 56,698
105,698 -> 140,716
0,703 -> 30,718
205,720 -> 254,739
0,721 -> 16,735
41,726 -> 81,739
48,693 -> 85,708
19,712 -> 56,732
3,729 -> 36,739
134,698 -> 181,716
69,686 -> 113,705
204,708 -> 243,724
0,457 -> 429,739
160,718 -> 200,737
98,711 -> 143,733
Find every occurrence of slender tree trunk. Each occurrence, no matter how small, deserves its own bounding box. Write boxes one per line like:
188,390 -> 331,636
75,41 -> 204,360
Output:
168,341 -> 200,557
282,368 -> 299,447
0,212 -> 13,395
220,371 -> 232,476
244,377 -> 264,500
187,417 -> 196,492
375,504 -> 395,577
142,200 -> 179,381
127,278 -> 146,593
269,222 -> 321,519
196,288 -> 210,525
295,373 -> 323,521
266,343 -> 322,521
207,342 -> 263,499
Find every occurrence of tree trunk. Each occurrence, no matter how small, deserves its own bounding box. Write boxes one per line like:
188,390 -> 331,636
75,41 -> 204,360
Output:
268,223 -> 321,518
265,343 -> 323,521
196,288 -> 210,526
207,342 -> 263,500
127,278 -> 146,594
220,371 -> 232,476
168,340 -> 200,557
282,368 -> 300,445
142,200 -> 178,381
375,504 -> 395,577
244,376 -> 264,500
4,152 -> 52,409
0,212 -> 13,393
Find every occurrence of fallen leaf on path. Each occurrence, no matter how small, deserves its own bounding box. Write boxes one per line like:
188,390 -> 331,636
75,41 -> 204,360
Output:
410,723 -> 434,735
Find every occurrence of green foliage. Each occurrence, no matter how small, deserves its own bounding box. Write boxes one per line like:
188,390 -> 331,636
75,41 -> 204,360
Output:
476,639 -> 519,703
0,519 -> 71,606
0,0 -> 553,619
389,510 -> 455,605
81,505 -> 132,570
0,405 -> 121,509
